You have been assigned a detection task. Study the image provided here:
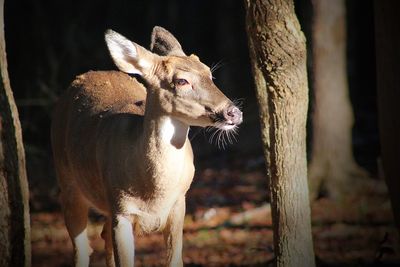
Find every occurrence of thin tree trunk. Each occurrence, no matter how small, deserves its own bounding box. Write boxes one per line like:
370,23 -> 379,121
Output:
308,0 -> 367,201
244,0 -> 315,266
374,0 -> 400,233
0,0 -> 31,265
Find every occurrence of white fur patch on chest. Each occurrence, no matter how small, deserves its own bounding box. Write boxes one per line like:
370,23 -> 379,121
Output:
160,117 -> 176,142
160,117 -> 189,148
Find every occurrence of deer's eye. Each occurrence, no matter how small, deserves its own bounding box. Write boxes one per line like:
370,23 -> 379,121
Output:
175,78 -> 189,86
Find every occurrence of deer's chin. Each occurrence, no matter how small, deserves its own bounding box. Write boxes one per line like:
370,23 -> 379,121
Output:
215,122 -> 237,131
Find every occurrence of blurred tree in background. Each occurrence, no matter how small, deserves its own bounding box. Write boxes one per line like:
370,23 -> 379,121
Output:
308,0 -> 369,201
374,0 -> 400,234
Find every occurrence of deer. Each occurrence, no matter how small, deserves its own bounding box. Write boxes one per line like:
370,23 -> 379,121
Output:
51,26 -> 242,267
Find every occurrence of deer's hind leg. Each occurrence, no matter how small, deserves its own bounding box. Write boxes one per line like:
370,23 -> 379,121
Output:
101,218 -> 115,267
60,187 -> 93,267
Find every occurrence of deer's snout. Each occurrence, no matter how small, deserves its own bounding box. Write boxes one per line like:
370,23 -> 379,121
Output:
223,105 -> 243,125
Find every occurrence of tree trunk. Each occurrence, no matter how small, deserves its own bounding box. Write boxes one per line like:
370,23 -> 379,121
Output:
308,0 -> 367,201
244,1 -> 315,266
246,29 -> 270,178
0,0 -> 31,266
374,0 -> 400,233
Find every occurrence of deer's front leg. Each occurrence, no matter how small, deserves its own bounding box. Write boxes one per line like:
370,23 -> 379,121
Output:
163,196 -> 185,267
112,214 -> 134,267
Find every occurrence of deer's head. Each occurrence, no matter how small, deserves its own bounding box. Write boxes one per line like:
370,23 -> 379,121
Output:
105,26 -> 242,133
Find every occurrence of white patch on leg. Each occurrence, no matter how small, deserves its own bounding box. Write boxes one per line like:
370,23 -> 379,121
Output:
74,229 -> 92,267
114,216 -> 135,266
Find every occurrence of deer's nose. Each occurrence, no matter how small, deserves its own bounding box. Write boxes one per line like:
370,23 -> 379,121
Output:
224,105 -> 243,125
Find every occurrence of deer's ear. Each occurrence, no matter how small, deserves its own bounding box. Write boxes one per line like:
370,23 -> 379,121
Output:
105,29 -> 157,75
150,26 -> 186,56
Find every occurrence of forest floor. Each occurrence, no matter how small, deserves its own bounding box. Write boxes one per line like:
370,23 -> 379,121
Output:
30,162 -> 400,267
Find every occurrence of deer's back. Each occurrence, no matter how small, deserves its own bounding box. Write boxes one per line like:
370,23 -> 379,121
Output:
51,71 -> 147,211
65,70 -> 146,115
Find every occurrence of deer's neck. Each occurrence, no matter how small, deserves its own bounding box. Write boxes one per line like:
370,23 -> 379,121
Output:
142,93 -> 190,159
140,108 -> 190,190
144,115 -> 189,150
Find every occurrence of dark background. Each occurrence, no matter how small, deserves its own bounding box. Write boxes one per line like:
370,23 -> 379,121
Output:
4,0 -> 378,210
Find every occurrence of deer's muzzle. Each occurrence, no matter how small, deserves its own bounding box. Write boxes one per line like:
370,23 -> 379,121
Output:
208,104 -> 243,130
223,105 -> 243,126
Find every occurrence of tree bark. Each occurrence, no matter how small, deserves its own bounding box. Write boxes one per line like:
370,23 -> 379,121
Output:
0,0 -> 31,265
374,0 -> 400,233
244,1 -> 315,266
308,0 -> 368,201
246,30 -> 270,178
